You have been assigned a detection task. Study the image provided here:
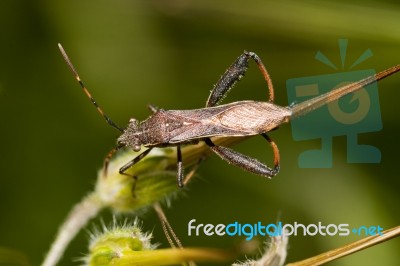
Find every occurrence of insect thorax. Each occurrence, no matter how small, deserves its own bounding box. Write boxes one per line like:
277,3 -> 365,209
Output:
138,111 -> 172,146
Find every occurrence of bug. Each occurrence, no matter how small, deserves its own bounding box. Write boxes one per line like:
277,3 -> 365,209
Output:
58,44 -> 400,187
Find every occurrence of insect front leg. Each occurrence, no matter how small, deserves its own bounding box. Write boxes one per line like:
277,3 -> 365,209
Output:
117,147 -> 154,194
119,147 -> 153,176
206,51 -> 275,107
103,145 -> 123,177
204,136 -> 280,178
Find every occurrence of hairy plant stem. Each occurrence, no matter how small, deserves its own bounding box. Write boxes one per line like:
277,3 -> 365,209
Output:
42,193 -> 102,266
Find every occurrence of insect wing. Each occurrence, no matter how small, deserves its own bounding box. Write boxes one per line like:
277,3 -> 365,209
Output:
166,101 -> 291,143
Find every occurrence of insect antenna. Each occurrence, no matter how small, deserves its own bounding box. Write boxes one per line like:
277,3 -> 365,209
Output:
291,64 -> 400,118
58,43 -> 124,133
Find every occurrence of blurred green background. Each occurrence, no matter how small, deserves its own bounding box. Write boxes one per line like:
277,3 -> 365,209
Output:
0,0 -> 399,265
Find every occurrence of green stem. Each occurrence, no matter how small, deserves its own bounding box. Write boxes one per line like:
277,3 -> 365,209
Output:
113,248 -> 235,266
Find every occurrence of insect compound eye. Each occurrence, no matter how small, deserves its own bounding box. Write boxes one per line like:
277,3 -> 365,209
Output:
133,144 -> 141,152
129,118 -> 139,126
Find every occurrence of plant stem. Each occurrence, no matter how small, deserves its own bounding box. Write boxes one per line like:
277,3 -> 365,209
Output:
113,248 -> 235,266
287,225 -> 400,266
41,193 -> 102,266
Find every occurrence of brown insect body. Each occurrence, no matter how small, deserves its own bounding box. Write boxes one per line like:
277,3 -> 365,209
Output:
119,101 -> 291,149
59,43 -> 400,187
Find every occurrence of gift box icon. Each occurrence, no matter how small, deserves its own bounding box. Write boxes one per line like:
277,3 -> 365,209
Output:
286,40 -> 382,168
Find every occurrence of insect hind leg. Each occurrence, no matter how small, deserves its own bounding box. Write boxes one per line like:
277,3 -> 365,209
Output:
261,133 -> 280,169
206,51 -> 275,107
204,137 -> 280,178
247,52 -> 275,102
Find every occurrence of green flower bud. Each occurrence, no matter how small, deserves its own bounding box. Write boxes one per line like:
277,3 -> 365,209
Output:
83,219 -> 155,266
95,148 -> 181,213
84,219 -> 235,266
